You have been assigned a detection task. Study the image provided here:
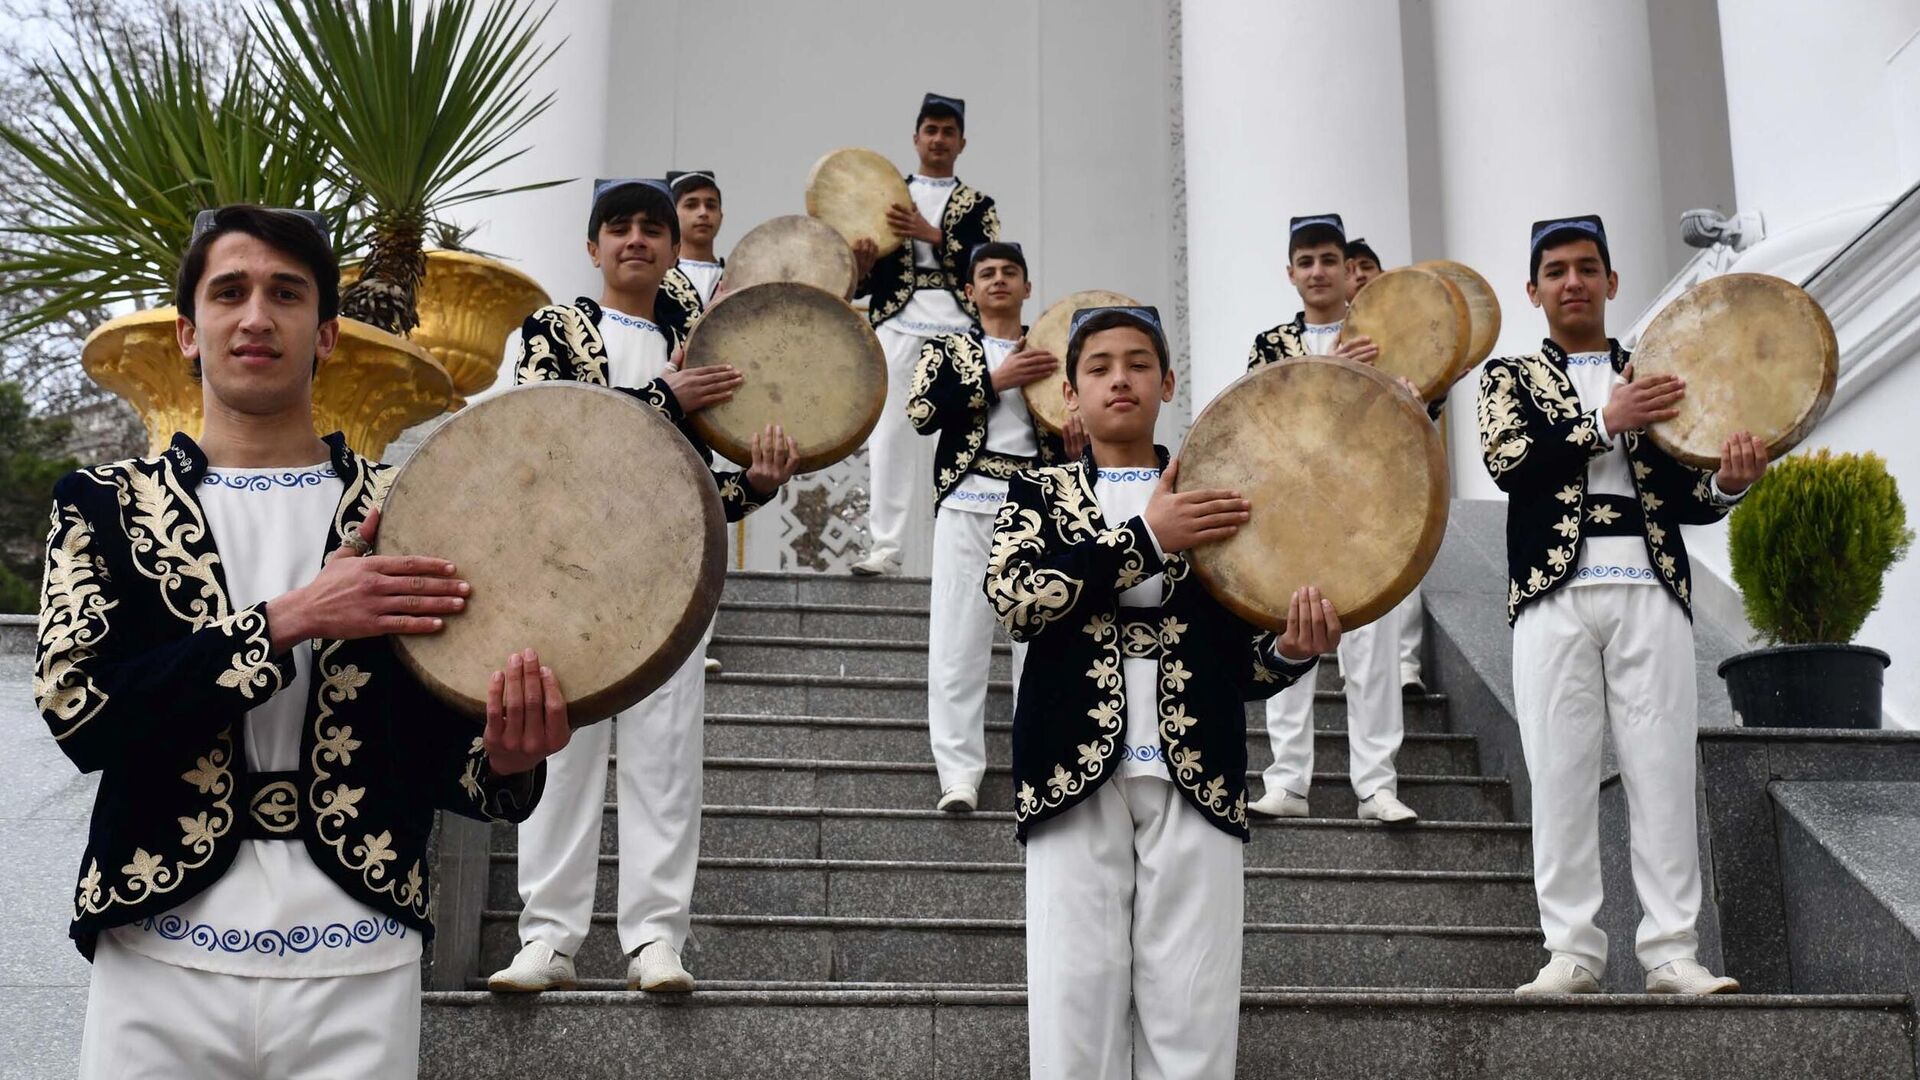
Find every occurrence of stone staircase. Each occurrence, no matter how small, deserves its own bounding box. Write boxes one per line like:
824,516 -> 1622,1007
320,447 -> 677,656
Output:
420,572 -> 1918,1079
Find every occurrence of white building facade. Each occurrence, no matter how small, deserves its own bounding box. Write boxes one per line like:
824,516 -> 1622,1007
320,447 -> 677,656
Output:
459,0 -> 1920,726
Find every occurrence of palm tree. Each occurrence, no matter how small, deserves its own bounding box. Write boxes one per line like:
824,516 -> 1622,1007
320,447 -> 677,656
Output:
251,0 -> 562,336
0,23 -> 359,337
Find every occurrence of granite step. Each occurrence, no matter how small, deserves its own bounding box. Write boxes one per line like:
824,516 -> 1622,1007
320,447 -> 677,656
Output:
720,571 -> 934,608
476,912 -> 1544,987
689,759 -> 1512,821
482,855 -> 1537,926
491,807 -> 1535,872
707,635 -> 1354,691
716,601 -> 931,640
702,672 -> 1450,731
697,716 -> 1481,774
419,991 -> 1920,1080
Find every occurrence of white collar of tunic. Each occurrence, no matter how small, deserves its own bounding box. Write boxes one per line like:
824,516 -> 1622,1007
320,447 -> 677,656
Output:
984,334 -> 1020,348
678,258 -> 723,269
1303,320 -> 1343,333
1563,350 -> 1612,366
200,464 -> 339,492
604,307 -> 661,331
910,174 -> 958,188
1096,467 -> 1161,482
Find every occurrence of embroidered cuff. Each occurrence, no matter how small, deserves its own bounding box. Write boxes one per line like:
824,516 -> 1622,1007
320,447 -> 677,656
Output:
1267,642 -> 1319,672
1128,515 -> 1169,569
641,376 -> 689,423
1708,473 -> 1748,507
1592,407 -> 1616,444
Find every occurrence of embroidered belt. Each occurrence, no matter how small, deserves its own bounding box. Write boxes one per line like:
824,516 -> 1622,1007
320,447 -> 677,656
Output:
1118,605 -> 1168,660
1581,493 -> 1646,538
240,770 -> 301,839
911,269 -> 955,292
969,451 -> 1036,480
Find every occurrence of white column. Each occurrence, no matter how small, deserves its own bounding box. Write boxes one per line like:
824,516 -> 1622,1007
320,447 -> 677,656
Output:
1181,0 -> 1413,412
1427,0 -> 1669,499
459,0 -> 614,403
1717,0 -> 1918,239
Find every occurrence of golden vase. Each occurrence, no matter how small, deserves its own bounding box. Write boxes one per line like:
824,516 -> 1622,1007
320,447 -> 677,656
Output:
344,250 -> 550,402
81,308 -> 453,459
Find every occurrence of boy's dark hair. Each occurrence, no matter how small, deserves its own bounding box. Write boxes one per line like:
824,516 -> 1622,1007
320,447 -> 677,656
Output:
667,170 -> 721,204
588,181 -> 681,245
1065,309 -> 1170,388
1345,237 -> 1382,266
916,92 -> 966,134
1528,230 -> 1613,283
1288,227 -> 1346,260
176,204 -> 339,324
968,241 -> 1027,281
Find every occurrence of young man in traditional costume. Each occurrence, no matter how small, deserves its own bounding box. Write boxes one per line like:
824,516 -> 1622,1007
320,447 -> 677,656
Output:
849,92 -> 999,576
664,169 -> 725,313
1481,214 -> 1765,995
487,178 -> 799,994
1244,213 -> 1419,825
906,241 -> 1078,812
42,204 -> 570,1078
987,304 -> 1339,1079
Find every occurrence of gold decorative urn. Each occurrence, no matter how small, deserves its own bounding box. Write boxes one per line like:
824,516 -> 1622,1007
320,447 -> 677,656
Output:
82,308 -> 453,458
343,250 -> 550,403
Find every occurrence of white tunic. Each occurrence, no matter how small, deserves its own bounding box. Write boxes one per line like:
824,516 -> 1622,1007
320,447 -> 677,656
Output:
945,334 -> 1042,515
887,175 -> 973,337
113,463 -> 421,978
678,260 -> 723,306
600,306 -> 673,387
1564,351 -> 1658,587
1301,319 -> 1342,357
1093,467 -> 1172,782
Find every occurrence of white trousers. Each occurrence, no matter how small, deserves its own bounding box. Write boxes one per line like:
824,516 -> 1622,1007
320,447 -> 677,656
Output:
1512,583 -> 1701,976
79,934 -> 419,1080
1399,585 -> 1424,674
515,646 -> 705,956
1026,777 -> 1244,1080
867,324 -> 939,572
1261,600 -> 1404,799
927,505 -> 1001,791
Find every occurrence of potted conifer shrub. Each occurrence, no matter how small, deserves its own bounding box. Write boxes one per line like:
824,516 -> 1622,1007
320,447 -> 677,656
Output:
1720,449 -> 1912,728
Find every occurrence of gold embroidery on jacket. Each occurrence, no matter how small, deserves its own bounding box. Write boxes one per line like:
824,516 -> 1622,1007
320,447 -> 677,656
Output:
36,506 -> 116,739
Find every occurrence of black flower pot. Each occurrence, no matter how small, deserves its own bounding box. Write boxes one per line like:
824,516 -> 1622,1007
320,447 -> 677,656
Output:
1717,644 -> 1891,729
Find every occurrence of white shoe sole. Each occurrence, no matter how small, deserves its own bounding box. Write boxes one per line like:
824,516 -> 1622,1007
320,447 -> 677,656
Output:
631,971 -> 696,993
1248,801 -> 1309,818
1515,981 -> 1600,996
1648,977 -> 1740,995
487,974 -> 577,993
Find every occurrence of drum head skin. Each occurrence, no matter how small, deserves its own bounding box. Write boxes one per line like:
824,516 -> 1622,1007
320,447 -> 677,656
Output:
1413,260 -> 1502,375
379,384 -> 726,727
1179,357 -> 1449,631
684,281 -> 888,474
1342,266 -> 1471,401
723,215 -> 858,299
1635,273 -> 1838,470
1023,289 -> 1140,432
806,148 -> 913,258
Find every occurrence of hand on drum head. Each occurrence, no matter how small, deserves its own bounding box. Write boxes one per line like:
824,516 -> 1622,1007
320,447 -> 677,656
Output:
1715,430 -> 1769,495
1144,458 -> 1251,553
884,203 -> 941,245
663,351 -> 744,414
989,339 -> 1060,392
1276,586 -> 1342,661
745,423 -> 802,495
1334,335 -> 1379,365
1061,413 -> 1089,461
1602,363 -> 1685,434
851,238 -> 879,282
265,507 -> 470,651
484,648 -> 571,776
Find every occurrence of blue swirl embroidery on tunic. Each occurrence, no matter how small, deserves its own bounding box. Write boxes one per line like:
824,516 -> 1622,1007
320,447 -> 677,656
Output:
1096,469 -> 1161,482
603,309 -> 660,331
1573,565 -> 1658,581
201,467 -> 338,491
1563,352 -> 1614,366
136,914 -> 408,955
945,489 -> 1006,506
1121,745 -> 1167,763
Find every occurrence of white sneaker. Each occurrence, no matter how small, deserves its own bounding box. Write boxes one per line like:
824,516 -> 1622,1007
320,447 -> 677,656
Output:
486,941 -> 577,992
629,941 -> 695,992
703,655 -> 722,674
1516,956 -> 1602,995
1357,791 -> 1419,825
937,784 -> 978,813
1646,958 -> 1740,995
1400,662 -> 1425,693
848,553 -> 899,577
1248,789 -> 1310,817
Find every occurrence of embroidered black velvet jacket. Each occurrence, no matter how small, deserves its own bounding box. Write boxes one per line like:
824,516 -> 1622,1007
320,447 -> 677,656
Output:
35,434 -> 543,959
1478,338 -> 1736,624
1246,312 -> 1310,369
514,297 -> 774,522
906,327 -> 1067,510
655,265 -> 709,343
853,176 -> 998,328
984,448 -> 1313,842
